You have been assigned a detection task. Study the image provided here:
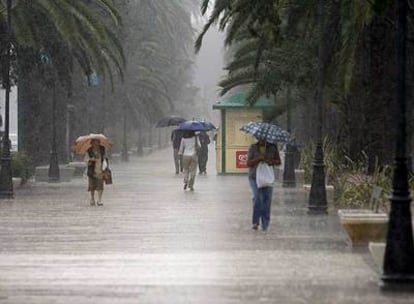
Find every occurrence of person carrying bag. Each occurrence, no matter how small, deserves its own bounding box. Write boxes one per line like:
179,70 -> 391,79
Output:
247,139 -> 281,231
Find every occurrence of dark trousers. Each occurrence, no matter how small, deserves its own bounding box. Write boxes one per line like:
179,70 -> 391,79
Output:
198,147 -> 208,173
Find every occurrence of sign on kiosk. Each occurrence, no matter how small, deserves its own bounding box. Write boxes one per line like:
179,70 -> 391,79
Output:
236,151 -> 248,168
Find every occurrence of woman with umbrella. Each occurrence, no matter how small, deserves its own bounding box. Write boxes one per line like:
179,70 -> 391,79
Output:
247,139 -> 281,231
73,134 -> 112,206
242,122 -> 286,231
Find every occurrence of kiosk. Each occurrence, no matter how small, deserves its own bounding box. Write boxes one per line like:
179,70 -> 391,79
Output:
213,92 -> 276,174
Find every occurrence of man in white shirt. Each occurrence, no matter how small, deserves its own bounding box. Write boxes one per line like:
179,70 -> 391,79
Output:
178,131 -> 200,191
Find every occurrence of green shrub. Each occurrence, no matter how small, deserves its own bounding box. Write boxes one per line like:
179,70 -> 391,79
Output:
299,137 -> 342,184
12,152 -> 33,184
334,162 -> 392,211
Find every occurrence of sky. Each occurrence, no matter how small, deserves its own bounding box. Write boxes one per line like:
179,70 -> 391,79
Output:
192,21 -> 226,124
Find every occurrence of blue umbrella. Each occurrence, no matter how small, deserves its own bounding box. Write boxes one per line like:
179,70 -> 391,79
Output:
199,121 -> 217,131
178,120 -> 209,131
240,122 -> 290,144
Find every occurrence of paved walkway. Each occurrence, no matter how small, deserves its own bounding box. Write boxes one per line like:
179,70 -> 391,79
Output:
0,147 -> 412,303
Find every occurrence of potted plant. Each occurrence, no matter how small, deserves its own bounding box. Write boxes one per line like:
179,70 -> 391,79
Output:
11,151 -> 33,186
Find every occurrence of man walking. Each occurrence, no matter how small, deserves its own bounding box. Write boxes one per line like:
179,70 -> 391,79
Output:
198,131 -> 210,174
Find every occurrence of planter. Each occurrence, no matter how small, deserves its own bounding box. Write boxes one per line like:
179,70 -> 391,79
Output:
338,209 -> 388,247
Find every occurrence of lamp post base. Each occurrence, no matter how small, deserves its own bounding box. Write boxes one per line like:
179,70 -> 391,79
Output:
48,152 -> 60,183
308,142 -> 327,214
0,158 -> 13,198
283,144 -> 296,188
380,276 -> 414,292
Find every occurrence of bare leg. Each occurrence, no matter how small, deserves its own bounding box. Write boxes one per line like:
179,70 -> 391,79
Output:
97,190 -> 103,206
90,191 -> 96,206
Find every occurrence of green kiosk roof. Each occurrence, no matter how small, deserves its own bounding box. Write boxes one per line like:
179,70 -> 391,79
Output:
213,92 -> 275,109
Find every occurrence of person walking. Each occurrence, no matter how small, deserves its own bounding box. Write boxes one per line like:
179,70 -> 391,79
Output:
85,139 -> 108,206
197,131 -> 210,174
178,130 -> 200,191
247,139 -> 281,231
171,129 -> 183,174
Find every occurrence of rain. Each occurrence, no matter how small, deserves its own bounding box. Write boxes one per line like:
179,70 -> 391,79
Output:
0,0 -> 414,303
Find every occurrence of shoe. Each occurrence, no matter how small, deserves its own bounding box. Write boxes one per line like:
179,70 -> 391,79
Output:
184,183 -> 187,190
189,186 -> 194,191
252,224 -> 259,230
175,171 -> 179,175
97,201 -> 103,206
90,199 -> 95,206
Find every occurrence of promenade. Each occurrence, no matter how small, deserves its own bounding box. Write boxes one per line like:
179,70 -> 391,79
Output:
0,147 -> 412,303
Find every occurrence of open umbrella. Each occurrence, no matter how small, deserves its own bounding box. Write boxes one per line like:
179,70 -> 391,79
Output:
72,133 -> 113,155
178,120 -> 209,131
156,115 -> 186,127
199,120 -> 217,131
240,122 -> 290,144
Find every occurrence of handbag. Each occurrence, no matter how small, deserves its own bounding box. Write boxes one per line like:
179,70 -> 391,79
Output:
103,168 -> 113,185
256,162 -> 275,188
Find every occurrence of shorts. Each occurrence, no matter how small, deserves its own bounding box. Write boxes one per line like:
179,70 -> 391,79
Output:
88,177 -> 104,191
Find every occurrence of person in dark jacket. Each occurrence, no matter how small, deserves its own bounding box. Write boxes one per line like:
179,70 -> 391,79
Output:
171,129 -> 184,174
197,131 -> 210,174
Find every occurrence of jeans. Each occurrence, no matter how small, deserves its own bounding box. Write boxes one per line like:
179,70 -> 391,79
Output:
249,175 -> 273,230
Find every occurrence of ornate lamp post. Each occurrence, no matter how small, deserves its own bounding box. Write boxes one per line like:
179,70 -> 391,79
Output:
0,0 -> 14,198
308,0 -> 327,214
381,0 -> 414,288
40,53 -> 60,182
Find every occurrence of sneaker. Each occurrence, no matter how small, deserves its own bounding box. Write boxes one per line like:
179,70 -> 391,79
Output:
252,224 -> 259,230
97,201 -> 103,206
184,183 -> 188,190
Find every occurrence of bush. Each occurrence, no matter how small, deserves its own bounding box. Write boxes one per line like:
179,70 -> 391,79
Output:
299,137 -> 342,184
12,151 -> 33,184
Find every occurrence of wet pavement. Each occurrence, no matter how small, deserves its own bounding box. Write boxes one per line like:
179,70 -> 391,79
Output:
0,147 -> 412,303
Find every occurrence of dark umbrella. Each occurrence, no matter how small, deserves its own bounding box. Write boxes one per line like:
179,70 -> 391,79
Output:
156,115 -> 186,127
199,121 -> 217,131
178,120 -> 209,131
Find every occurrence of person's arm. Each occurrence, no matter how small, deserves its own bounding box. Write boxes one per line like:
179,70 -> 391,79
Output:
265,145 -> 281,166
178,138 -> 185,155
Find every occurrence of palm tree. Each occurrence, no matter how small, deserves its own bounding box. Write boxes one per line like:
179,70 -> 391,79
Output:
0,0 -> 125,86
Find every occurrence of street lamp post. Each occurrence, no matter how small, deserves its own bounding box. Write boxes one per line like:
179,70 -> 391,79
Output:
381,0 -> 414,289
40,52 -> 60,182
66,104 -> 75,162
308,0 -> 327,214
0,0 -> 14,198
48,78 -> 60,182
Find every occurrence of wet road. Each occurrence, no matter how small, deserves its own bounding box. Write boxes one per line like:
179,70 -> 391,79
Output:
0,147 -> 412,303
